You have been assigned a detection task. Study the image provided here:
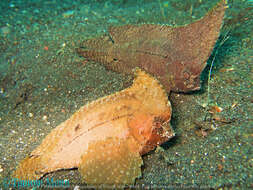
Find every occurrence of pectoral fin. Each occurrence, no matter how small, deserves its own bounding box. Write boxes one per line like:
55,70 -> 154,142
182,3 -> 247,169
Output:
79,136 -> 143,186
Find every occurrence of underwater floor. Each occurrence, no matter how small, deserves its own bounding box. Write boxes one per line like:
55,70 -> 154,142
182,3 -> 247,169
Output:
0,0 -> 252,189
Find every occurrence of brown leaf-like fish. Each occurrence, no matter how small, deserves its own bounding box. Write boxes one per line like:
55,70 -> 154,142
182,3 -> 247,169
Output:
77,0 -> 227,92
13,68 -> 174,186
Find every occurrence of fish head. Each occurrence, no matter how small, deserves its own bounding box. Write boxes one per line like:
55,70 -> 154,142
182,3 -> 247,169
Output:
164,61 -> 206,92
129,111 -> 174,155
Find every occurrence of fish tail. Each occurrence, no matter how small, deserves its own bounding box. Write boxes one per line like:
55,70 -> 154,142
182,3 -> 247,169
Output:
12,156 -> 45,180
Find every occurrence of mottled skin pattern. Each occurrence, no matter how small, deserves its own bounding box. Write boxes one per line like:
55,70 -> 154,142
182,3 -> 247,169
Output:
13,69 -> 174,185
77,0 -> 227,92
